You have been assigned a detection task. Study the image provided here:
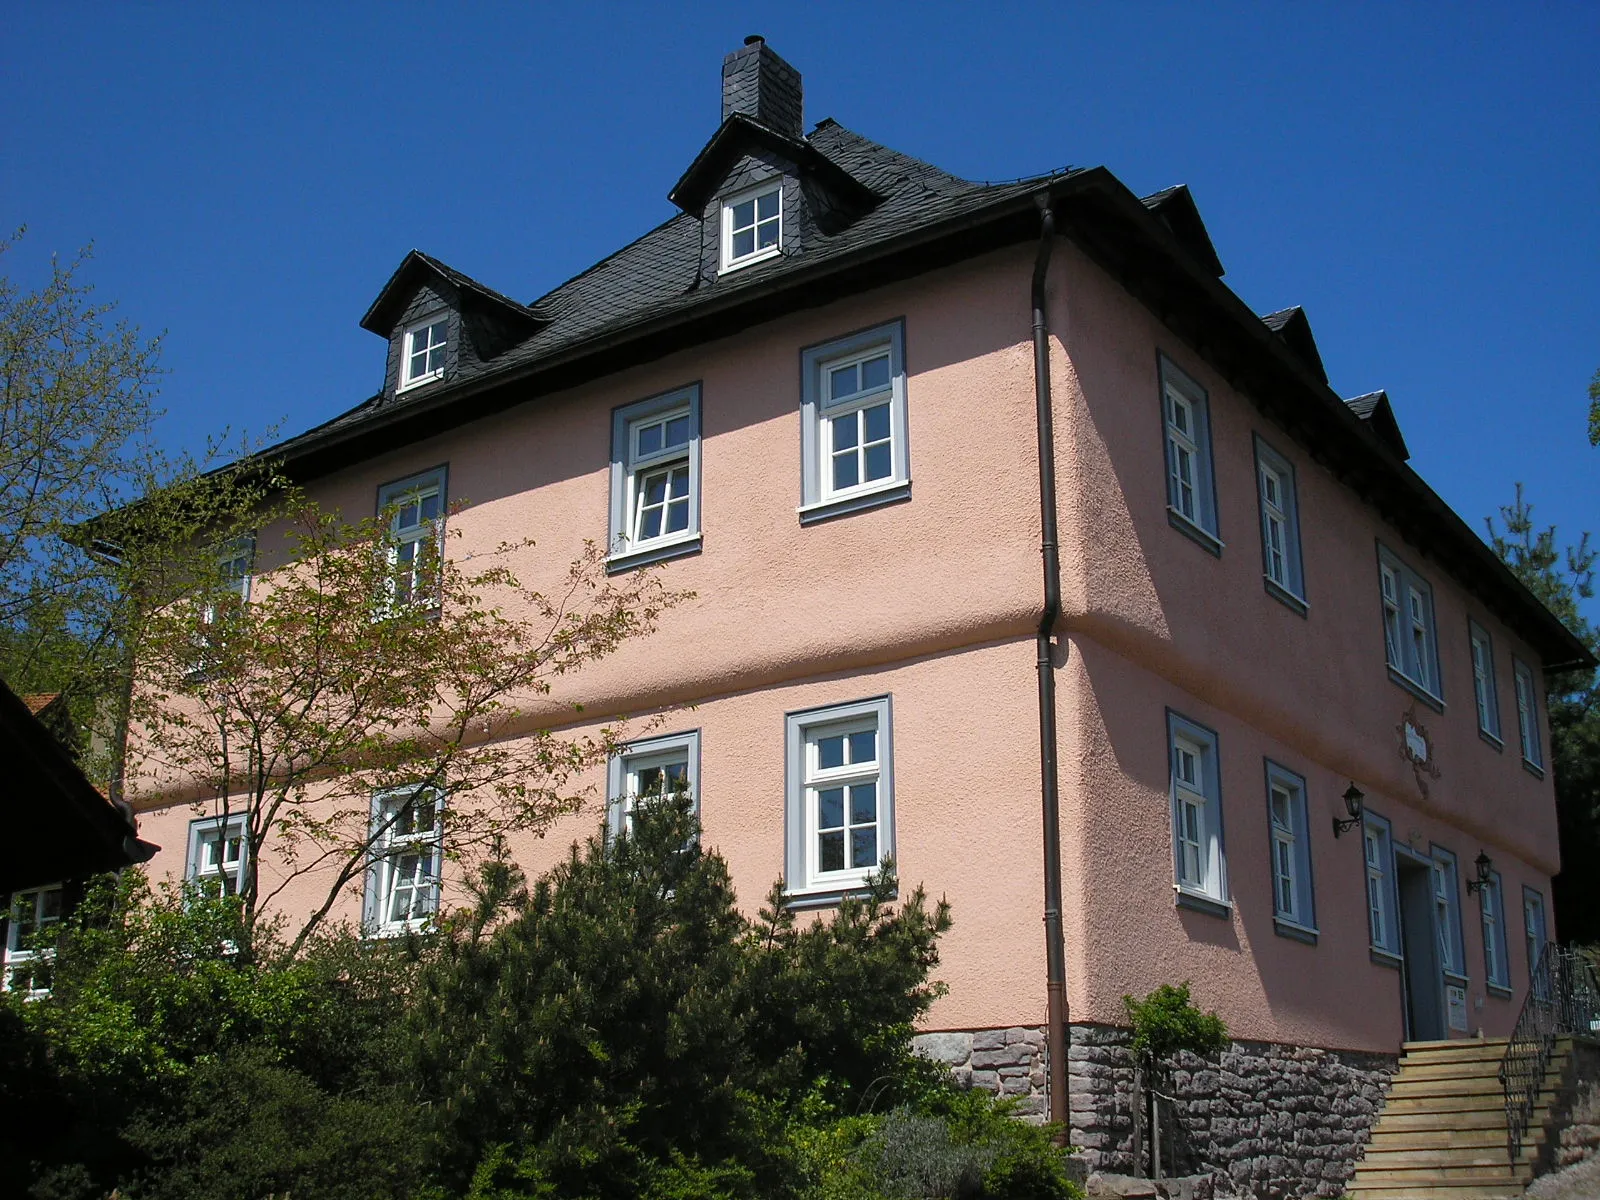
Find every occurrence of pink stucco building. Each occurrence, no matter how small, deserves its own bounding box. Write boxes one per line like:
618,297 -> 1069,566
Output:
128,38 -> 1592,1192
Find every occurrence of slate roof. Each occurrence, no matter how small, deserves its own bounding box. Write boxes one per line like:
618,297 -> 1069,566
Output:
361,249 -> 544,337
1345,389 -> 1411,460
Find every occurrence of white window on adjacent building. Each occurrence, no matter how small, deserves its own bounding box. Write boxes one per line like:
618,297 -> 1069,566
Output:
1377,546 -> 1441,702
1513,659 -> 1543,772
607,386 -> 702,570
3,885 -> 64,996
784,697 -> 894,901
1265,762 -> 1315,933
1167,714 -> 1226,907
1480,870 -> 1510,991
1430,847 -> 1467,979
1363,812 -> 1400,958
400,314 -> 448,390
1160,358 -> 1219,547
186,812 -> 249,898
798,322 -> 910,523
365,787 -> 443,937
720,182 -> 782,271
1254,439 -> 1305,607
607,730 -> 700,841
1523,886 -> 1548,987
377,467 -> 446,610
1469,622 -> 1502,743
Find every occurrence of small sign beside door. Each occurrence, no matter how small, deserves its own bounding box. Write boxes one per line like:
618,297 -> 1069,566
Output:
1446,984 -> 1468,1033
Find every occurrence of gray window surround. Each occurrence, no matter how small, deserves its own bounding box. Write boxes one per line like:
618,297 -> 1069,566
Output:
1481,868 -> 1511,995
362,786 -> 444,938
1166,710 -> 1229,914
606,729 -> 702,841
1363,809 -> 1402,962
606,384 -> 703,572
1513,657 -> 1544,776
185,811 -> 249,894
1264,759 -> 1316,941
1429,843 -> 1468,983
798,320 -> 911,525
1158,354 -> 1222,555
784,695 -> 895,908
1376,542 -> 1444,712
1469,620 -> 1504,749
1252,435 -> 1307,613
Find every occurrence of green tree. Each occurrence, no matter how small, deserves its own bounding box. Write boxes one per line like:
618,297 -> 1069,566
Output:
1487,484 -> 1600,942
1588,366 -> 1598,447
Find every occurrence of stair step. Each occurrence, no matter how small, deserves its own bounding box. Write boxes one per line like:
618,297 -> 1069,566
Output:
1386,1076 -> 1508,1098
1396,1061 -> 1513,1082
1368,1128 -> 1513,1150
1345,1186 -> 1526,1199
1371,1108 -> 1514,1132
1351,1164 -> 1525,1184
1403,1038 -> 1509,1051
1360,1148 -> 1523,1168
1399,1040 -> 1510,1066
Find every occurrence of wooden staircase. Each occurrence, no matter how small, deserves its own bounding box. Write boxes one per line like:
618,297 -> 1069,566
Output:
1347,1037 -> 1572,1200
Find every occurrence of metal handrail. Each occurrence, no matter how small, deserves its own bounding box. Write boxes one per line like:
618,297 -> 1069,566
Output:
1498,944 -> 1600,1164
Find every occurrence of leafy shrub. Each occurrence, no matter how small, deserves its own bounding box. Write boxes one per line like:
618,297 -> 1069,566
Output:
1122,982 -> 1228,1067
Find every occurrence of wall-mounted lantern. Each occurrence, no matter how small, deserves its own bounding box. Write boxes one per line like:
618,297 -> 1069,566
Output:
1465,851 -> 1494,894
1333,783 -> 1365,838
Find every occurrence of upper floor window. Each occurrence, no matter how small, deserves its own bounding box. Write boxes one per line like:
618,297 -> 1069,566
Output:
1480,869 -> 1510,992
1513,658 -> 1543,773
190,534 -> 255,679
608,730 -> 700,841
3,884 -> 63,996
401,314 -> 448,391
365,787 -> 443,937
186,812 -> 248,898
378,467 -> 447,609
1378,546 -> 1441,703
1265,761 -> 1314,935
1253,438 -> 1305,608
1522,886 -> 1548,987
1363,811 -> 1400,959
720,183 -> 782,272
784,696 -> 894,902
1159,358 -> 1219,549
798,321 -> 909,524
1469,622 -> 1502,743
607,386 -> 702,571
1430,846 -> 1466,980
1167,713 -> 1226,908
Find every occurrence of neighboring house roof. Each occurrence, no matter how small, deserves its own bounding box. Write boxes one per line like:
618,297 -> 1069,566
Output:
22,693 -> 60,716
0,678 -> 157,893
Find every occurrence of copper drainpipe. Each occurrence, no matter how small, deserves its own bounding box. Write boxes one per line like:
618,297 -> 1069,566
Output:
1031,195 -> 1070,1133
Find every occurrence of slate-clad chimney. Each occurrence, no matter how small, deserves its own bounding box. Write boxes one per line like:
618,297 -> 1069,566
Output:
721,35 -> 804,138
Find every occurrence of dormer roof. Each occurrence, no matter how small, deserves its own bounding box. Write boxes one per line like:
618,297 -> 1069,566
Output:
1260,306 -> 1328,384
668,112 -> 880,216
359,250 -> 544,339
1345,389 -> 1411,461
1141,185 -> 1225,278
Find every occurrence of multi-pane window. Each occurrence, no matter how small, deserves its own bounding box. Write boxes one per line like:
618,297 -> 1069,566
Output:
1470,623 -> 1502,742
1480,870 -> 1510,991
3,885 -> 63,995
720,183 -> 782,270
608,731 -> 700,841
366,787 -> 443,936
1167,714 -> 1225,904
785,697 -> 894,898
186,813 -> 248,898
1431,848 -> 1466,978
1378,547 -> 1441,700
1363,813 -> 1400,957
1523,887 -> 1548,986
1265,763 -> 1314,931
378,467 -> 446,609
1254,439 -> 1305,605
401,315 -> 448,389
608,386 -> 701,569
1514,659 -> 1543,771
1160,359 -> 1218,542
190,535 -> 255,677
799,323 -> 909,522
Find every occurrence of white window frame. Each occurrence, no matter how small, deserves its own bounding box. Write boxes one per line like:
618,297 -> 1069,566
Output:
377,466 -> 447,611
606,385 -> 702,571
1264,761 -> 1315,935
189,533 -> 256,679
1481,869 -> 1510,992
1377,545 -> 1442,704
1253,437 -> 1305,609
3,884 -> 64,997
1430,845 -> 1467,980
784,696 -> 895,904
1513,658 -> 1543,772
1167,712 -> 1227,909
1522,886 -> 1548,987
399,312 -> 449,391
1159,357 -> 1220,550
798,321 -> 910,524
719,181 -> 783,272
1363,811 -> 1401,959
186,811 -> 249,898
1469,622 -> 1502,744
364,786 -> 444,937
607,730 -> 701,841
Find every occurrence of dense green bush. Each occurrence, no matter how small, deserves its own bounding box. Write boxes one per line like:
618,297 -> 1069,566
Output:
1122,981 -> 1228,1068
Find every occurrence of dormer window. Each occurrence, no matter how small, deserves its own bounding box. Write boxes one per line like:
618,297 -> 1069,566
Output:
721,183 -> 782,272
401,314 -> 448,391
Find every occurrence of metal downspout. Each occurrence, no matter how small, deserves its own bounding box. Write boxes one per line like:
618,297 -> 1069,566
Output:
1031,197 -> 1070,1133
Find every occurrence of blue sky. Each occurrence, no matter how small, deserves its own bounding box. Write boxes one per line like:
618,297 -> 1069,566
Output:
4,4 -> 1597,616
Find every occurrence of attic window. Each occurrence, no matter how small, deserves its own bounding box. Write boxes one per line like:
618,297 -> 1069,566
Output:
400,314 -> 448,391
720,183 -> 782,272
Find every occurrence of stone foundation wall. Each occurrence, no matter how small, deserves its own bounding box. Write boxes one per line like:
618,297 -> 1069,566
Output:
911,1027 -> 1048,1120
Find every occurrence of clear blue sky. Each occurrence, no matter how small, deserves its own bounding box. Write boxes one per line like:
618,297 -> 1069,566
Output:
4,4 -> 1597,615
